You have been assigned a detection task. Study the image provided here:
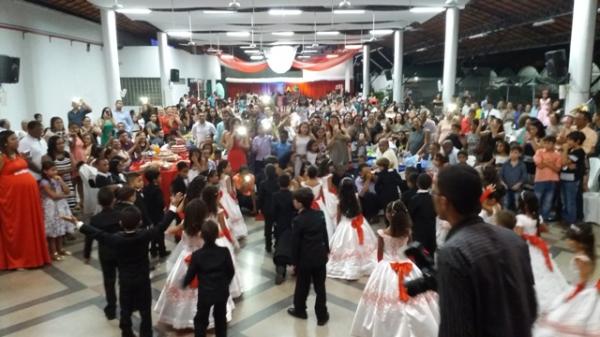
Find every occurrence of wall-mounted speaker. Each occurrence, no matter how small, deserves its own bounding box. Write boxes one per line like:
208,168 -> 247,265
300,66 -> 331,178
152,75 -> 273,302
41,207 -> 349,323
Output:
170,68 -> 180,82
0,55 -> 20,84
545,49 -> 567,79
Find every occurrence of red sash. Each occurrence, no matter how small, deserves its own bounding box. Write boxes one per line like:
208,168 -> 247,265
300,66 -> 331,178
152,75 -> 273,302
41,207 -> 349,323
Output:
565,282 -> 586,302
390,262 -> 413,302
351,214 -> 365,245
184,254 -> 199,288
220,226 -> 234,244
522,234 -> 553,271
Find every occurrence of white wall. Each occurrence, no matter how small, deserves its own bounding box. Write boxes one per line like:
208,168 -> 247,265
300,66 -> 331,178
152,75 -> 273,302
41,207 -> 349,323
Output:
302,60 -> 353,81
0,0 -> 109,127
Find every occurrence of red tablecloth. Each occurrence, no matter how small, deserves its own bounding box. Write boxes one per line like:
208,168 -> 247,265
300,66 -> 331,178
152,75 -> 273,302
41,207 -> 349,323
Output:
130,161 -> 180,205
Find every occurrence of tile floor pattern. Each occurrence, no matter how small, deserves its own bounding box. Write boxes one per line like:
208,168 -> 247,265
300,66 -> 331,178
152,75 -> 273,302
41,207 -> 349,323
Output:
0,218 -> 598,337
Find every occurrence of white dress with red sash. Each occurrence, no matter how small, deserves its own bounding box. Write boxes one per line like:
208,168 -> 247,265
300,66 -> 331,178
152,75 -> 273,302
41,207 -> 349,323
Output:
301,181 -> 335,239
321,175 -> 339,224
326,213 -> 377,280
153,231 -> 235,329
219,176 -> 248,239
350,230 -> 439,337
210,211 -> 243,299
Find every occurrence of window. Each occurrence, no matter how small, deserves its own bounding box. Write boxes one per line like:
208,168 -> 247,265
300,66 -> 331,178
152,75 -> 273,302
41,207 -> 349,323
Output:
120,78 -> 162,106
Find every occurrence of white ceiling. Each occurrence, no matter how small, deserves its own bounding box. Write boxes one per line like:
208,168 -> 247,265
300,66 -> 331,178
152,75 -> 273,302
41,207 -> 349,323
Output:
88,0 -> 469,46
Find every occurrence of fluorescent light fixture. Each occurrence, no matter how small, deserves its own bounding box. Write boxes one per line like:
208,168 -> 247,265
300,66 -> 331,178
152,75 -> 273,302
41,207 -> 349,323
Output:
300,49 -> 318,54
297,55 -> 311,59
345,44 -> 363,49
468,32 -> 488,39
244,49 -> 261,54
409,7 -> 444,13
326,54 -> 339,59
416,47 -> 427,52
221,54 -> 235,60
250,55 -> 265,60
226,31 -> 250,37
240,44 -> 257,49
270,41 -> 298,46
202,10 -> 236,14
116,8 -> 152,14
370,29 -> 394,36
532,18 -> 555,27
316,31 -> 340,36
333,9 -> 365,14
272,31 -> 295,36
167,31 -> 192,38
268,9 -> 303,16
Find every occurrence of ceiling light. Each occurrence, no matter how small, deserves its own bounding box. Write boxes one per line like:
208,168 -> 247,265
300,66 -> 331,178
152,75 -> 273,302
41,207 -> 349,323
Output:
409,7 -> 445,13
116,8 -> 152,14
338,0 -> 352,8
370,29 -> 394,36
326,54 -> 339,59
240,44 -> 257,49
316,31 -> 340,36
333,9 -> 365,14
272,32 -> 295,36
244,49 -> 261,54
226,31 -> 250,37
532,18 -> 555,27
297,55 -> 311,59
203,10 -> 236,14
270,41 -> 297,46
268,9 -> 303,16
345,44 -> 363,50
167,31 -> 192,38
228,0 -> 241,9
416,47 -> 427,52
250,55 -> 264,60
301,49 -> 318,54
467,32 -> 488,39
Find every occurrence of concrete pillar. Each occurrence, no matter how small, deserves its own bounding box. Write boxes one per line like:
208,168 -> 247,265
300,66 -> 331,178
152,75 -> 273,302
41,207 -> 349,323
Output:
362,45 -> 370,98
157,32 -> 170,105
100,9 -> 121,102
392,30 -> 404,104
442,0 -> 459,109
344,60 -> 352,93
565,0 -> 597,112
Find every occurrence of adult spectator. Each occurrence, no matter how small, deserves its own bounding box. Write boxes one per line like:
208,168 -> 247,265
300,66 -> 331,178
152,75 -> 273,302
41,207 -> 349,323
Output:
441,139 -> 459,165
572,106 -> 598,155
0,130 -> 51,270
18,121 -> 47,179
113,99 -> 134,134
67,98 -> 92,127
433,165 -> 537,337
0,119 -> 10,132
191,111 -> 216,147
375,138 -> 398,169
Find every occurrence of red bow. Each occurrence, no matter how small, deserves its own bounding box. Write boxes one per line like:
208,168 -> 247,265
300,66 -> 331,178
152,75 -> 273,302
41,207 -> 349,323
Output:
311,200 -> 320,210
479,185 -> 494,203
522,234 -> 553,272
220,225 -> 234,244
390,262 -> 413,302
351,214 -> 365,245
184,254 -> 199,289
565,282 -> 586,302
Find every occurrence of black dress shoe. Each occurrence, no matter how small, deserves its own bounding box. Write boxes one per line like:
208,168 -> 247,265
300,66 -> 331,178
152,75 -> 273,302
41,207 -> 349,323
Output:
104,306 -> 116,320
287,308 -> 307,319
317,313 -> 330,326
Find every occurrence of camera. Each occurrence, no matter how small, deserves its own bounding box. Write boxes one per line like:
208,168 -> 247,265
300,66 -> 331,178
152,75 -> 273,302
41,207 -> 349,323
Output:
404,241 -> 437,297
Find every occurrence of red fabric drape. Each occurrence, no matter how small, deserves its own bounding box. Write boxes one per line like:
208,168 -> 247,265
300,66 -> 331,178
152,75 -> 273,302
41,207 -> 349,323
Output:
218,50 -> 359,73
226,80 -> 349,99
218,54 -> 268,73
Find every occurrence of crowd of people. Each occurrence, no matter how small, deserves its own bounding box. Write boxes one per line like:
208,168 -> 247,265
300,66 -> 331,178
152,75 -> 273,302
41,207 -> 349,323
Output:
0,87 -> 599,337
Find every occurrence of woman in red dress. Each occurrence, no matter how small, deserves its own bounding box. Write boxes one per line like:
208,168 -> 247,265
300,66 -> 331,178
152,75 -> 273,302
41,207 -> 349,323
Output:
0,130 -> 51,270
222,118 -> 249,173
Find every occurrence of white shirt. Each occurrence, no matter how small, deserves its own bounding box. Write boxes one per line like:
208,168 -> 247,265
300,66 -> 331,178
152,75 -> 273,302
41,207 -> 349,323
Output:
445,147 -> 460,165
191,121 -> 216,146
18,134 -> 48,179
376,148 -> 399,169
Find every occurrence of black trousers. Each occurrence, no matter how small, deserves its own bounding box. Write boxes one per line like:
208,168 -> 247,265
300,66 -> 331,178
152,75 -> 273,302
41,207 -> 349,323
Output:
359,192 -> 380,219
264,214 -> 274,249
150,227 -> 167,256
293,265 -> 328,320
194,298 -> 227,337
119,281 -> 152,337
99,256 -> 118,312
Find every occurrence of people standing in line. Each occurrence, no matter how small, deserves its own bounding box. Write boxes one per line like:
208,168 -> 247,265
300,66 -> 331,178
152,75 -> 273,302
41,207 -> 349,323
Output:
407,173 -> 437,257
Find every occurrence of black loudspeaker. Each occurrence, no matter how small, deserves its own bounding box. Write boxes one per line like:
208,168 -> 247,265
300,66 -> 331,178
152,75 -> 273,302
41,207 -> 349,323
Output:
384,69 -> 392,81
170,68 -> 180,82
0,55 -> 20,84
545,49 -> 567,79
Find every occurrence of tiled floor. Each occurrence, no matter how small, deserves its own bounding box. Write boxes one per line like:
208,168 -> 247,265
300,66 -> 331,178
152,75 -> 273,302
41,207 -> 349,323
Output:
0,217 -> 598,337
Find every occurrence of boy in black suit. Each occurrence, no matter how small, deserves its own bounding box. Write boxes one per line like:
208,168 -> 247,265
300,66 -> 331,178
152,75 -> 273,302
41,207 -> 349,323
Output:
77,193 -> 184,337
95,158 -> 119,188
183,220 -> 235,337
407,173 -> 437,256
272,174 -> 295,284
256,164 -> 280,253
374,157 -> 406,210
401,172 -> 419,207
83,186 -> 121,320
143,168 -> 169,258
127,172 -> 152,229
287,187 -> 330,326
170,161 -> 189,195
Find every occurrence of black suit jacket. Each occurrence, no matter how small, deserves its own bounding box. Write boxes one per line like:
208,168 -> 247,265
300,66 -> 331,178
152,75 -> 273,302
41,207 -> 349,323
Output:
135,190 -> 153,228
83,208 -> 121,261
401,188 -> 417,208
80,210 -> 176,285
95,173 -> 116,188
182,242 -> 235,303
375,169 -> 405,209
142,183 -> 165,225
257,179 -> 280,217
291,209 -> 329,268
170,175 -> 187,195
407,192 -> 437,255
273,189 -> 295,237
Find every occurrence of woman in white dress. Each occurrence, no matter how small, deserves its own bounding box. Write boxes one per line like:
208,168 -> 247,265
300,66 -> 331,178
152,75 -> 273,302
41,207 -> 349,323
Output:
534,222 -> 599,337
301,165 -> 335,239
516,191 -> 568,311
293,122 -> 313,177
202,184 -> 243,299
216,160 -> 248,239
327,177 -> 377,280
351,200 -> 440,337
154,199 -> 235,330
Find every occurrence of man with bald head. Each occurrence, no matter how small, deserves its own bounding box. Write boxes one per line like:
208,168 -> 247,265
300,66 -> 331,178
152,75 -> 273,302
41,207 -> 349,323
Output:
375,138 -> 398,169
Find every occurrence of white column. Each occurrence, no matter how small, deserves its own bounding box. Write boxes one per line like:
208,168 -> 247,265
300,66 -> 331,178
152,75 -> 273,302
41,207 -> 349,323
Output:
157,32 -> 170,106
392,30 -> 404,104
362,45 -> 370,98
442,0 -> 459,109
565,0 -> 597,112
100,9 -> 121,102
344,60 -> 352,93
211,78 -> 217,97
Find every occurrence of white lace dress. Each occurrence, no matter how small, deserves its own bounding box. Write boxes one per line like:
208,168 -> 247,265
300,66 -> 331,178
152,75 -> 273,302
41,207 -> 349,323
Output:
219,176 -> 248,239
350,230 -> 440,337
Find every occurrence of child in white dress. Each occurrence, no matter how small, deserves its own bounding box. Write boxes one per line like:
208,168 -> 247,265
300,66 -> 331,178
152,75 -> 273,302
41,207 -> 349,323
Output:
351,200 -> 440,337
534,222 -> 599,337
301,165 -> 335,239
217,160 -> 248,239
327,177 -> 377,280
516,191 -> 568,312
